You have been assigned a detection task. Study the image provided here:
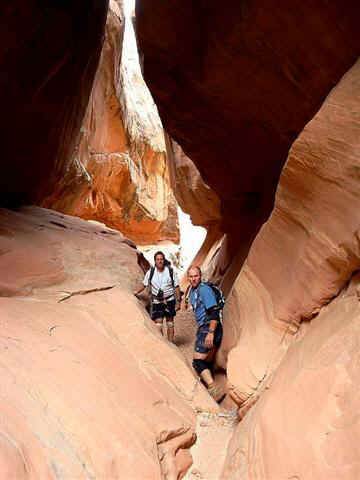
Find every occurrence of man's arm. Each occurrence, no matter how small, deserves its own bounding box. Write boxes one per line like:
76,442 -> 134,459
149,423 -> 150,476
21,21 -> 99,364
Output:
200,286 -> 219,349
204,314 -> 219,348
133,284 -> 146,297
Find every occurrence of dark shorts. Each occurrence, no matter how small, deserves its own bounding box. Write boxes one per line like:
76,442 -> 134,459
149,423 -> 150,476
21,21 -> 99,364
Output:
151,299 -> 176,321
195,322 -> 223,354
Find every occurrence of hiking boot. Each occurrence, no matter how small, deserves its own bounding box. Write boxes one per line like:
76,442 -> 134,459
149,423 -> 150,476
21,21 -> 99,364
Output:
208,384 -> 226,403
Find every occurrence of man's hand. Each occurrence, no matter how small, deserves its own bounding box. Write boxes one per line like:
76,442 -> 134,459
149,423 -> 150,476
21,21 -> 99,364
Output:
175,299 -> 181,311
205,332 -> 214,349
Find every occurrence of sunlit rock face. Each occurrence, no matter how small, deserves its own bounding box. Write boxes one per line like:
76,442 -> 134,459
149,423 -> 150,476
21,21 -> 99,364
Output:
0,206 -> 215,479
43,1 -> 179,245
136,0 -> 360,272
220,61 -> 360,478
0,0 -> 109,207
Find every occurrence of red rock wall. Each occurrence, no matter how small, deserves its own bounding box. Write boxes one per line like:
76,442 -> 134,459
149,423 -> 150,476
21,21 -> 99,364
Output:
42,1 -> 179,245
166,135 -> 222,283
166,137 -> 221,229
137,0 -> 360,277
0,1 -> 109,207
221,59 -> 360,478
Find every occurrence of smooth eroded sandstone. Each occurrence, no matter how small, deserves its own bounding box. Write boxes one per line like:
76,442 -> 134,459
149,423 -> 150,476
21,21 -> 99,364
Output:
0,206 -> 216,479
223,59 -> 360,405
219,59 -> 360,478
222,273 -> 360,479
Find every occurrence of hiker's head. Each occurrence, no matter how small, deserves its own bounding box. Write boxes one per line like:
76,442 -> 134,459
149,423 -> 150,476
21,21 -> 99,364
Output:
154,251 -> 166,271
188,266 -> 201,288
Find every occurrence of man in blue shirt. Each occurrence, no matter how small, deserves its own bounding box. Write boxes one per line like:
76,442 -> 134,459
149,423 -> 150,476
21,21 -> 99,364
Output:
188,266 -> 225,402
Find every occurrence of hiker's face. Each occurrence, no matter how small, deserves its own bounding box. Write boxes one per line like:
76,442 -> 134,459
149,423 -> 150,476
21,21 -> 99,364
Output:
155,254 -> 165,270
188,268 -> 201,288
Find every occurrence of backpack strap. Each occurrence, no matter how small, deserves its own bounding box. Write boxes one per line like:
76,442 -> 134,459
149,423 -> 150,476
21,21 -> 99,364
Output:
148,266 -> 155,301
168,266 -> 175,289
149,266 -> 155,286
194,283 -> 204,309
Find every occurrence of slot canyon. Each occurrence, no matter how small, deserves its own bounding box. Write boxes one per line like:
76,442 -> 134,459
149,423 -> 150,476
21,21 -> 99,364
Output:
1,0 -> 360,478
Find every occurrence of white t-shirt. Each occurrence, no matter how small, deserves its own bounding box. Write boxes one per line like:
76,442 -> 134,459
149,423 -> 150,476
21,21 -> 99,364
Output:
143,266 -> 179,303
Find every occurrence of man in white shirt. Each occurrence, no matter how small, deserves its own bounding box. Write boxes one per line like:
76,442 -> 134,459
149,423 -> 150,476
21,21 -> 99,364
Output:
134,251 -> 181,342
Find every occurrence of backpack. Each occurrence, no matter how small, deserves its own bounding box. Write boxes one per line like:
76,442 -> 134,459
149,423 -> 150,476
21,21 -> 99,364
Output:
185,281 -> 225,313
202,281 -> 225,311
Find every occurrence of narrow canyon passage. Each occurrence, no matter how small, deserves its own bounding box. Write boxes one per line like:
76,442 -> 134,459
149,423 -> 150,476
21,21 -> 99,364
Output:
1,0 -> 360,477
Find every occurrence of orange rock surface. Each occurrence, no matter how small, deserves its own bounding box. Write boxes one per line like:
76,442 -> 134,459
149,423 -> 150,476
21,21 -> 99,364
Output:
0,206 -> 216,478
42,1 -> 179,245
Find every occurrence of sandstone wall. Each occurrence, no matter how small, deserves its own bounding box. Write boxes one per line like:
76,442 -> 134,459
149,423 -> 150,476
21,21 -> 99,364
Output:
166,137 -> 221,229
222,273 -> 360,480
42,1 -> 178,245
137,0 -> 360,277
220,59 -> 360,479
0,206 -> 215,479
166,136 -> 222,284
